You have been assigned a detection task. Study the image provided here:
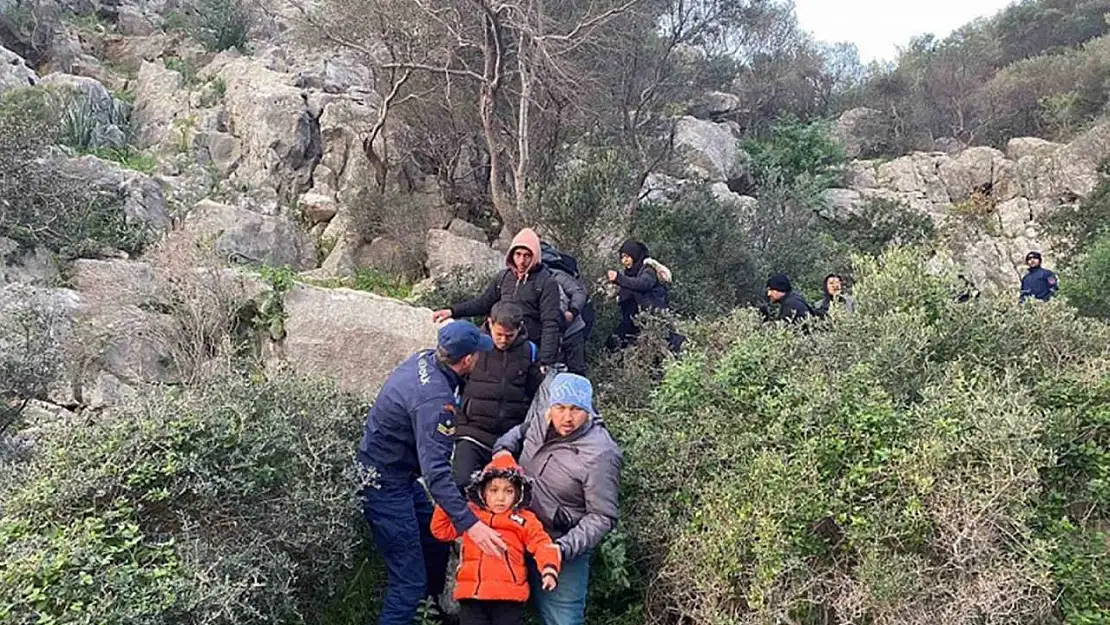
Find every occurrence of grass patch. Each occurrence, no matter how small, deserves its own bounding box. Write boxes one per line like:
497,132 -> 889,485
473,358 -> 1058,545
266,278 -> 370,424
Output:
304,268 -> 414,300
80,147 -> 158,173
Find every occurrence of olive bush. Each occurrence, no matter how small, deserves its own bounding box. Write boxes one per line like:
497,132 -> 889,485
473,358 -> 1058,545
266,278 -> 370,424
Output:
0,374 -> 371,624
603,248 -> 1110,625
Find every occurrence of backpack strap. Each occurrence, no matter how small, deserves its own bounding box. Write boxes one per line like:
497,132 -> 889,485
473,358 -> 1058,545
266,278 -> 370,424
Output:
528,341 -> 537,363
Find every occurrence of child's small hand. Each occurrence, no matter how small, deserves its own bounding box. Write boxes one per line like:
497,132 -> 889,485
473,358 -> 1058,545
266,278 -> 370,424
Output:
541,573 -> 558,591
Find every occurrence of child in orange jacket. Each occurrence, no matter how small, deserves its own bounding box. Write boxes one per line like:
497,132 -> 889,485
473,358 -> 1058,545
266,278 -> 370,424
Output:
431,453 -> 560,625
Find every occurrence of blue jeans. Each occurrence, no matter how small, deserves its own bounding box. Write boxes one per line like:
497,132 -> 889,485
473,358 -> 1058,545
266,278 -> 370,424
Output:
361,479 -> 450,625
528,550 -> 591,625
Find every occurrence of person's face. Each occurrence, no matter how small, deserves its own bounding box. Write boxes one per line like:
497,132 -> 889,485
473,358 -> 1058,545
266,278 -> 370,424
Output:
1027,256 -> 1041,269
548,403 -> 589,437
483,477 -> 518,514
767,288 -> 786,302
620,253 -> 633,269
513,248 -> 534,273
489,322 -> 519,350
826,276 -> 842,294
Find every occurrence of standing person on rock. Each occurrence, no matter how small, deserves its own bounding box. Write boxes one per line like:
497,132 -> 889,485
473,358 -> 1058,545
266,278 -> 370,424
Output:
357,320 -> 508,625
434,228 -> 563,373
1020,251 -> 1059,303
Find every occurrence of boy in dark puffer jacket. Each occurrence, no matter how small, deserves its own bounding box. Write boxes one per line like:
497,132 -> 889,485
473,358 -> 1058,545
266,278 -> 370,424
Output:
452,301 -> 543,491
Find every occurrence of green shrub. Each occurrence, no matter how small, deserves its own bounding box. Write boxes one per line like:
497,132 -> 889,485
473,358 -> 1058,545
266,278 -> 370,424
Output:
745,118 -> 846,189
824,197 -> 936,258
193,0 -> 253,52
605,248 -> 1110,624
0,88 -> 150,258
1060,230 -> 1110,320
0,286 -> 72,438
411,266 -> 500,313
0,374 -> 370,624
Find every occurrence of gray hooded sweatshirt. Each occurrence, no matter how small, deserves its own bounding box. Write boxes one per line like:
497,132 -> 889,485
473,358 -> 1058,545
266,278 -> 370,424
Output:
493,390 -> 622,561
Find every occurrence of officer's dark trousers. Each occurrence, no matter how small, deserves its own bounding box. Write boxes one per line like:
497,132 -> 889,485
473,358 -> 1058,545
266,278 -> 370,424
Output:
453,437 -> 493,492
361,480 -> 449,625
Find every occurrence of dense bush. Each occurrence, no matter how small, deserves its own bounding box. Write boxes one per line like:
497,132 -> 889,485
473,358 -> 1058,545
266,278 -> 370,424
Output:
0,286 -> 72,437
167,0 -> 253,53
0,88 -> 150,258
601,249 -> 1110,624
1059,230 -> 1110,319
0,374 -> 371,624
745,118 -> 846,189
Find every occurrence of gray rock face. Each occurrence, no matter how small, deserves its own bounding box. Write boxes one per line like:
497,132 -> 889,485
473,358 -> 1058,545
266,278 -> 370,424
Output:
835,107 -> 886,159
0,237 -> 60,285
38,73 -> 129,149
182,200 -> 317,270
132,60 -> 187,151
687,91 -> 742,121
425,229 -> 504,280
279,284 -> 437,396
59,155 -> 173,232
447,219 -> 488,243
0,45 -> 38,95
674,116 -> 747,183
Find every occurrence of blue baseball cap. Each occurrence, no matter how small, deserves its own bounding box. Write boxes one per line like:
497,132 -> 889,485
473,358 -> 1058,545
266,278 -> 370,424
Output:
438,320 -> 494,359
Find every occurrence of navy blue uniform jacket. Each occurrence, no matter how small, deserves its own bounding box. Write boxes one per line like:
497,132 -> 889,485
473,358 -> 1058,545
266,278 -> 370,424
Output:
1020,267 -> 1058,302
358,350 -> 478,531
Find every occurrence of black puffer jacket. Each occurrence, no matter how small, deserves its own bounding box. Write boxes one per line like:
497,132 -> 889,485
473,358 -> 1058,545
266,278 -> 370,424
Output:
450,268 -> 562,366
457,333 -> 542,449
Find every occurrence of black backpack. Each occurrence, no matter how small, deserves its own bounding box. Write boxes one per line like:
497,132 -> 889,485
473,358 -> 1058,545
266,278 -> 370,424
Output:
540,241 -> 581,278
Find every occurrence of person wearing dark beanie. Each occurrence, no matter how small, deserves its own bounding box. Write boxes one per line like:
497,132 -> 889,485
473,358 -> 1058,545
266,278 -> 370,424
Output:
765,273 -> 811,323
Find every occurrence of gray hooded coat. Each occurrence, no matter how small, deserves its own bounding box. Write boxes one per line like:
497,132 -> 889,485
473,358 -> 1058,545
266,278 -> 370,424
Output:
493,379 -> 622,561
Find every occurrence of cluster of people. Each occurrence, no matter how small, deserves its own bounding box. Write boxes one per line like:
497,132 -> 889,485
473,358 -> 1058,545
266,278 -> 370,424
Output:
761,250 -> 1058,323
355,224 -> 1060,625
358,227 -> 654,625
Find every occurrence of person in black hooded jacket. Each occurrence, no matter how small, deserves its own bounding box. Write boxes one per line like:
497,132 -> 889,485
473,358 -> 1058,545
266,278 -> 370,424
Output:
607,240 -> 669,347
452,302 -> 543,491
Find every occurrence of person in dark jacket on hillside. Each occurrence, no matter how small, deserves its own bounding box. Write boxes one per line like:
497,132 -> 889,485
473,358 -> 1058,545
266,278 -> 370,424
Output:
452,302 -> 543,491
1020,251 -> 1058,303
357,321 -> 507,625
541,242 -> 590,375
606,240 -> 670,348
813,274 -> 856,318
434,228 -> 563,370
494,373 -> 621,625
764,274 -> 811,323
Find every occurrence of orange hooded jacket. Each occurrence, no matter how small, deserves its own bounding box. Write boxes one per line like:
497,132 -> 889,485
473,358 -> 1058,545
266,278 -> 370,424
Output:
431,454 -> 561,603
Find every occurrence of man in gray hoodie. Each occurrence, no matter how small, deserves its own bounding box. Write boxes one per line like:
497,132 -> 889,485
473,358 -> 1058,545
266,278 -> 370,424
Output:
493,373 -> 621,625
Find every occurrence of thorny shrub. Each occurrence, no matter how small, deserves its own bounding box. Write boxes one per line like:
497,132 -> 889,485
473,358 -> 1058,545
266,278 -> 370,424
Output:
598,248 -> 1110,625
0,374 -> 369,624
0,285 -> 72,437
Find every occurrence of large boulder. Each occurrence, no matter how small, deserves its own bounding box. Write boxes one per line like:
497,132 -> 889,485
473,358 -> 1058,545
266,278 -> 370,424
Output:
279,284 -> 437,396
1005,137 -> 1060,161
132,60 -> 188,151
0,45 -> 37,95
938,146 -> 1014,203
219,58 -> 322,200
425,229 -> 504,280
875,153 -> 952,204
59,155 -> 173,232
674,116 -> 747,183
182,200 -> 317,270
0,237 -> 60,285
37,73 -> 129,149
687,91 -> 742,121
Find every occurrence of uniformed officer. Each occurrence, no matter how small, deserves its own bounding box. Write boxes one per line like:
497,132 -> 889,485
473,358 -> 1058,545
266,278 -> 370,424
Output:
357,320 -> 509,625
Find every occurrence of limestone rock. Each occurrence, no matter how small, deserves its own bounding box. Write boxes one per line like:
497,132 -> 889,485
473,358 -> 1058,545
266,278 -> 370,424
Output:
299,192 -> 338,224
447,219 -> 488,243
60,155 -> 173,232
182,200 -> 317,270
674,116 -> 747,183
280,284 -> 437,396
132,60 -> 187,151
823,188 -> 864,215
219,58 -> 322,200
0,45 -> 37,95
938,146 -> 1012,203
0,237 -> 60,285
687,91 -> 742,121
425,229 -> 503,280
1005,137 -> 1061,161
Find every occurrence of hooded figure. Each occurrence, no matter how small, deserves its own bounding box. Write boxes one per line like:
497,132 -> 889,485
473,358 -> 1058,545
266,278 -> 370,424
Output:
431,454 -> 561,608
540,241 -> 591,375
610,240 -> 670,344
1020,251 -> 1058,303
439,228 -> 564,366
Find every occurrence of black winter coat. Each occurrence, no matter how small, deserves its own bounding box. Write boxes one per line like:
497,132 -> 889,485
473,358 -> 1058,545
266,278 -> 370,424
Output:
615,265 -> 668,312
451,266 -> 563,365
775,292 -> 812,323
457,334 -> 542,448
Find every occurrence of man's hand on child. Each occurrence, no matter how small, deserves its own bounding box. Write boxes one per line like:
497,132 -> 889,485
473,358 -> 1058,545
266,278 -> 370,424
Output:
541,572 -> 558,591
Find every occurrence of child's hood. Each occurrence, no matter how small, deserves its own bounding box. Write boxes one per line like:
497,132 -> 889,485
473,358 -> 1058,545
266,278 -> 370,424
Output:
465,453 -> 532,510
